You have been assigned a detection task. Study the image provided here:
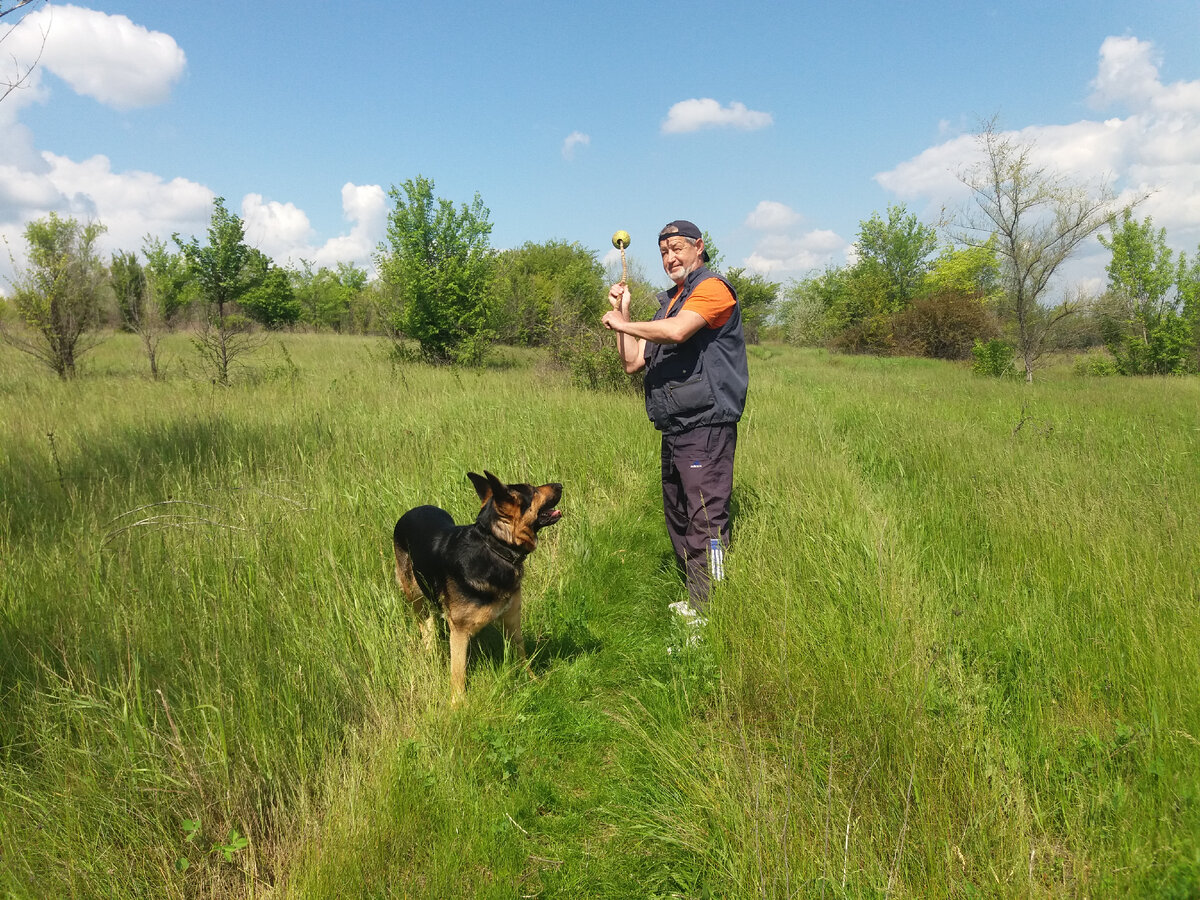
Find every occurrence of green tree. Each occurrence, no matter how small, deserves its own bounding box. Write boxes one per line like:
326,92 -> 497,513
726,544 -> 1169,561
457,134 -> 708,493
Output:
110,250 -> 147,332
143,236 -> 193,323
855,203 -> 938,312
489,240 -> 606,346
955,119 -> 1132,382
1096,210 -> 1196,374
292,260 -> 366,331
724,267 -> 778,344
378,175 -> 495,364
1,213 -> 106,378
1179,250 -> 1200,319
778,267 -> 844,346
111,248 -> 167,378
701,230 -> 723,273
242,257 -> 300,329
920,241 -> 1001,304
178,197 -> 263,384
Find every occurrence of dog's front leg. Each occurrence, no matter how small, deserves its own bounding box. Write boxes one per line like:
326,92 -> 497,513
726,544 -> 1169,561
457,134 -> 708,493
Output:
499,592 -> 536,680
448,622 -> 470,703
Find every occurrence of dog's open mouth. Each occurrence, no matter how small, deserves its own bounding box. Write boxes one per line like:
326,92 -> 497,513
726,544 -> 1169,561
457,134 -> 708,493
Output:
536,506 -> 563,528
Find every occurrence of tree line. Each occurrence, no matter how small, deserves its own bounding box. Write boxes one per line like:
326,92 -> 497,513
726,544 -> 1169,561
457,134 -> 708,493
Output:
0,176 -> 778,387
777,123 -> 1200,380
4,126 -> 1199,385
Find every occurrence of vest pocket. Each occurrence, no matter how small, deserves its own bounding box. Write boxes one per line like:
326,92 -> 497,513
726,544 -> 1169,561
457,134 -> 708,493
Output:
665,373 -> 714,416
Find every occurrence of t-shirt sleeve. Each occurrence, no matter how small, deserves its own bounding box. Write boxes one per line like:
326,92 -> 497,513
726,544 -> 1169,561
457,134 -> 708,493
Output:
681,278 -> 736,328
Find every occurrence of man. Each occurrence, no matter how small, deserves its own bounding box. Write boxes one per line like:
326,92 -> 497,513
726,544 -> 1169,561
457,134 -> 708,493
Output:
602,220 -> 749,620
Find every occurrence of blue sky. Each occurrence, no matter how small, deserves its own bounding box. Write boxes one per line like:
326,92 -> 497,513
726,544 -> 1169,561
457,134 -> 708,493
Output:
3,1 -> 1199,293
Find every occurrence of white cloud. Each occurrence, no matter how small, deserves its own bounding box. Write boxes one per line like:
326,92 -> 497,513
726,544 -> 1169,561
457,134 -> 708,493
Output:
242,195 -> 315,252
875,35 -> 1200,269
661,98 -> 773,134
743,227 -> 849,277
745,200 -> 801,231
1089,36 -> 1161,109
0,151 -> 213,285
562,131 -> 590,160
41,151 -> 213,234
0,6 -> 196,284
0,6 -> 384,285
242,183 -> 387,272
6,4 -> 186,110
737,198 -> 846,277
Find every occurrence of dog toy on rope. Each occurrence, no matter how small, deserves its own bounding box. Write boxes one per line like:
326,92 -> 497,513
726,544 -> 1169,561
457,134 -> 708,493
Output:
611,230 -> 631,285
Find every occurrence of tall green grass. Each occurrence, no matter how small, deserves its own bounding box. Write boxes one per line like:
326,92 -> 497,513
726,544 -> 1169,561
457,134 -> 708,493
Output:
1,335 -> 1197,898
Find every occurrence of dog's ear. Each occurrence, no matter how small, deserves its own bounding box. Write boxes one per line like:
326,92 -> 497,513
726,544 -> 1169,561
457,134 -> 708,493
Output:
483,471 -> 518,512
467,471 -> 492,505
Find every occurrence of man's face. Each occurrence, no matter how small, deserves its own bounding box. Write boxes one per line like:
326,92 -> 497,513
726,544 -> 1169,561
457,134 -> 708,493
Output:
659,236 -> 704,285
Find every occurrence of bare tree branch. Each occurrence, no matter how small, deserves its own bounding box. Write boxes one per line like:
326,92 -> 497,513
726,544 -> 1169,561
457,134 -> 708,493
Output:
954,117 -> 1146,382
0,0 -> 46,104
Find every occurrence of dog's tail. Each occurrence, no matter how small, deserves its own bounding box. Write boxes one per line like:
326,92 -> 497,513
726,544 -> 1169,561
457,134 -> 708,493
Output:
392,518 -> 410,589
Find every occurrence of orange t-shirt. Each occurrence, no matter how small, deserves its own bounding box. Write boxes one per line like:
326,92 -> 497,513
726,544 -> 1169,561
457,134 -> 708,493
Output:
668,277 -> 736,328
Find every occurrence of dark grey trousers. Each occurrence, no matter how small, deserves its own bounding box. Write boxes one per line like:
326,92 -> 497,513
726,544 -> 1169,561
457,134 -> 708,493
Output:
660,423 -> 737,612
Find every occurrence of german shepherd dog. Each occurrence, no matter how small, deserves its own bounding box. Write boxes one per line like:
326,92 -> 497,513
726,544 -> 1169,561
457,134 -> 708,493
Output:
393,472 -> 563,700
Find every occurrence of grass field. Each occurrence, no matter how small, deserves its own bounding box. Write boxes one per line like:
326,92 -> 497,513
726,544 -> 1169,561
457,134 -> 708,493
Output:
1,333 -> 1198,899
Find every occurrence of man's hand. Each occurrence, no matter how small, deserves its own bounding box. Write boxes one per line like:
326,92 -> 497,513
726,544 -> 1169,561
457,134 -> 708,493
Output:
602,309 -> 626,332
608,282 -> 631,314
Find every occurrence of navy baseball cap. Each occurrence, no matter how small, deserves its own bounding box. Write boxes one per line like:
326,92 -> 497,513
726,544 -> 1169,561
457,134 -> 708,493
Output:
658,220 -> 711,262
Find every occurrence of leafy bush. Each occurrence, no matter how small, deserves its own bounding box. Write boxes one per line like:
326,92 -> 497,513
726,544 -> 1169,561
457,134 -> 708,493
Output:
2,213 -> 108,378
489,241 -> 606,347
1073,352 -> 1119,377
892,290 -> 999,360
1102,310 -> 1197,375
831,313 -> 894,355
242,267 -> 301,329
971,338 -> 1017,377
724,267 -> 779,345
551,327 -> 640,392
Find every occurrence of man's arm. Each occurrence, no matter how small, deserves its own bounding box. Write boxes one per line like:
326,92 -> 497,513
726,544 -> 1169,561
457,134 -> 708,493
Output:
603,283 -> 647,373
606,311 -> 707,347
602,283 -> 708,373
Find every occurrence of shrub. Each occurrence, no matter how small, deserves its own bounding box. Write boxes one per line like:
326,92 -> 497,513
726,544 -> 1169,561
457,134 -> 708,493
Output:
242,267 -> 301,329
831,314 -> 895,355
548,318 -> 642,392
2,213 -> 107,378
1073,352 -> 1119,377
971,338 -> 1017,377
1103,311 -> 1197,375
892,290 -> 999,360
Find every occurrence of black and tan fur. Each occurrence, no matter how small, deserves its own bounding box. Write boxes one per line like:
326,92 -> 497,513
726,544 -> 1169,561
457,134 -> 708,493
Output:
393,471 -> 563,700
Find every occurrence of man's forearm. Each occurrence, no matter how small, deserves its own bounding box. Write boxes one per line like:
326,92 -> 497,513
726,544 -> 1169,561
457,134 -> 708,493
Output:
611,311 -> 706,346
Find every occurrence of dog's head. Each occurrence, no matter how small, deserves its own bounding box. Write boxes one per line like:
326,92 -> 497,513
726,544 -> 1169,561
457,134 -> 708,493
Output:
468,471 -> 563,552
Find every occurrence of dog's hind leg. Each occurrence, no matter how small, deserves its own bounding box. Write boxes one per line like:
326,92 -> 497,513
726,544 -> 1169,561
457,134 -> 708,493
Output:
394,543 -> 436,651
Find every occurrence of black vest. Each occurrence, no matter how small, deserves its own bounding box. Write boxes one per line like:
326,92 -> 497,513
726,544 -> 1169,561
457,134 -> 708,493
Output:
642,266 -> 749,434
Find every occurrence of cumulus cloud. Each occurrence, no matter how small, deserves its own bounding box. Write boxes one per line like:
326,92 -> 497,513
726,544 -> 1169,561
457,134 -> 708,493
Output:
1089,36 -> 1162,109
5,4 -> 186,110
242,183 -> 387,271
875,35 -> 1200,264
0,6 -> 196,284
737,199 -> 847,276
662,98 -> 773,134
0,7 -> 391,290
744,229 -> 848,277
745,200 -> 801,231
562,131 -> 590,160
0,151 -> 213,282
